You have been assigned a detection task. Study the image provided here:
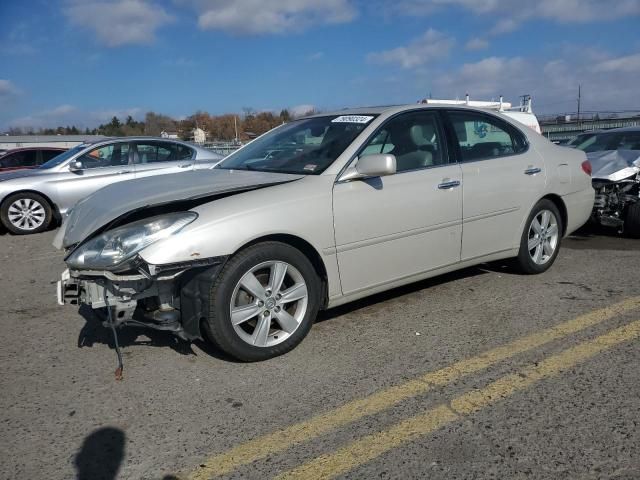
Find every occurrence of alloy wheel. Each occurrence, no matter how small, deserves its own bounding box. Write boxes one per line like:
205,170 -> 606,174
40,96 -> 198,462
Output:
527,209 -> 559,265
7,198 -> 46,231
230,260 -> 308,347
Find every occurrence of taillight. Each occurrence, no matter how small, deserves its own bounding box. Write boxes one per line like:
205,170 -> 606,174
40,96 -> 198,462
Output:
581,160 -> 592,176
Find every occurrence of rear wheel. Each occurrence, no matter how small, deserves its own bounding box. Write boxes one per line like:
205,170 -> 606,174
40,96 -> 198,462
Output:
0,192 -> 53,235
515,199 -> 563,274
625,202 -> 640,238
204,242 -> 321,361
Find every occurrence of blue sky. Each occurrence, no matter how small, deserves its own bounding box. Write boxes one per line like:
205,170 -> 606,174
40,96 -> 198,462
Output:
1,0 -> 640,130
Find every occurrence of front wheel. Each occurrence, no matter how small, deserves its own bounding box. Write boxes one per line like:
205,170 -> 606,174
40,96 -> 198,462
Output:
204,242 -> 321,361
0,192 -> 53,234
515,199 -> 563,274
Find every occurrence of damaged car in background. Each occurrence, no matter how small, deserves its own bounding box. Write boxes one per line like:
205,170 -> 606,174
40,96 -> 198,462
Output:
56,104 -> 594,363
573,126 -> 640,236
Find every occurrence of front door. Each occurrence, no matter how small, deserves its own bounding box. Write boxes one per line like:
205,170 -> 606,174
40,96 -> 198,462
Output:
55,142 -> 136,213
445,110 -> 546,260
333,110 -> 463,295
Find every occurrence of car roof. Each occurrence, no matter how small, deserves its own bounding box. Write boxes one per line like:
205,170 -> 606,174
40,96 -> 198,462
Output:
1,146 -> 66,152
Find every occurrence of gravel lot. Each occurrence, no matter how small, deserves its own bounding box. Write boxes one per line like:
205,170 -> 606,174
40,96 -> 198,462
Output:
1,225 -> 639,480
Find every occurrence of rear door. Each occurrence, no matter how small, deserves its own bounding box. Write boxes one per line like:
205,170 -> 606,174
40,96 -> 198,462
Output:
444,109 -> 546,260
132,141 -> 195,179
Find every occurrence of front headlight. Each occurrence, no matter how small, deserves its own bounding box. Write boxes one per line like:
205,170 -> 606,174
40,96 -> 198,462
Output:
66,212 -> 197,270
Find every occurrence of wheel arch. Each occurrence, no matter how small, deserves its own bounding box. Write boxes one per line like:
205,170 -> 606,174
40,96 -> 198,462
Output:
540,193 -> 568,236
236,233 -> 330,308
0,189 -> 61,222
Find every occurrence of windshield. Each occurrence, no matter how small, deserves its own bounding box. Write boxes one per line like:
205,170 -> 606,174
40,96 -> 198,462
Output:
39,145 -> 86,169
575,131 -> 640,153
217,115 -> 376,175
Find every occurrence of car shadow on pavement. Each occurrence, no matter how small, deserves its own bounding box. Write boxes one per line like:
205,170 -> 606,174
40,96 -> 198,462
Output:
317,265 -> 493,323
77,305 -> 196,356
76,305 -> 241,362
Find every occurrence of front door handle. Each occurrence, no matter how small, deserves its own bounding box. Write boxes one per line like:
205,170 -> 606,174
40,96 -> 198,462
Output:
438,180 -> 461,190
117,170 -> 131,174
178,163 -> 193,168
524,167 -> 542,175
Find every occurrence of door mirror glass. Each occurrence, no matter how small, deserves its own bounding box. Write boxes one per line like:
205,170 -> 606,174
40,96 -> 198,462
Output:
356,154 -> 397,177
69,160 -> 84,171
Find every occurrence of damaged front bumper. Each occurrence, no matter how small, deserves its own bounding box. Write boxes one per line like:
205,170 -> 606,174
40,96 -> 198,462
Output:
57,257 -> 227,341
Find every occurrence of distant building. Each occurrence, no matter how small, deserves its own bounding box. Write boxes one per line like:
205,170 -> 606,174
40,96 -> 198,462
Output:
160,130 -> 179,139
0,135 -> 107,151
191,127 -> 207,144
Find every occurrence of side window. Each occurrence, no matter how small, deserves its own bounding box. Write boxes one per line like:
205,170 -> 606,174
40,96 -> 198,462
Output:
135,142 -> 181,163
175,144 -> 194,161
79,143 -> 130,169
0,152 -> 23,167
22,151 -> 38,166
448,111 -> 527,162
41,150 -> 63,163
360,112 -> 445,172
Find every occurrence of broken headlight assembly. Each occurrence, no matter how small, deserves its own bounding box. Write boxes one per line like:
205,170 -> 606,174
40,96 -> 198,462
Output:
65,212 -> 197,271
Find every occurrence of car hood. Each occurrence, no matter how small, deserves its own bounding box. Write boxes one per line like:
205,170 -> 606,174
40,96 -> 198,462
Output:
54,168 -> 303,249
0,168 -> 49,182
588,149 -> 640,181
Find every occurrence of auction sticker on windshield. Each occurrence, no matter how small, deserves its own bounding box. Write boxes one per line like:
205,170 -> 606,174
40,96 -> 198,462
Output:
332,115 -> 374,124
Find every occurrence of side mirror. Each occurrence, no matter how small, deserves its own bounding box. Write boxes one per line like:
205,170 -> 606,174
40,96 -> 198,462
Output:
69,160 -> 84,171
356,154 -> 396,178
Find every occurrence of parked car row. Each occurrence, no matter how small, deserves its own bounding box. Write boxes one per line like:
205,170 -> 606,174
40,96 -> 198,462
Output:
54,104 -> 595,361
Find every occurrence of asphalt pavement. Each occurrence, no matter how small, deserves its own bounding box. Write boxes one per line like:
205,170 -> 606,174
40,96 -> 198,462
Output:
0,225 -> 639,480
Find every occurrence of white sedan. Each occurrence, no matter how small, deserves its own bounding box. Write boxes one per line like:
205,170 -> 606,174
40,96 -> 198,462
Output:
57,104 -> 594,361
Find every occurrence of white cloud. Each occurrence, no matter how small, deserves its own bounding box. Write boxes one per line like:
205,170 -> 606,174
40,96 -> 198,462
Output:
593,53 -> 640,73
382,0 -> 640,35
9,105 -> 143,129
465,37 -> 489,51
431,50 -> 640,113
366,29 -> 454,69
64,0 -> 174,47
0,80 -> 21,101
175,0 -> 356,35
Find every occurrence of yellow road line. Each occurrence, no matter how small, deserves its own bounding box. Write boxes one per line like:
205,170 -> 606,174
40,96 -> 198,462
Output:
277,319 -> 640,480
188,297 -> 640,479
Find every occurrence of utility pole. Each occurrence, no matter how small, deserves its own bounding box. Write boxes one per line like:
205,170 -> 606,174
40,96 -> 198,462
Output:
577,84 -> 581,122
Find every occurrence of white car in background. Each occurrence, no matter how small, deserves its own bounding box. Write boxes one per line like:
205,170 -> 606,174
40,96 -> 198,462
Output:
57,104 -> 594,361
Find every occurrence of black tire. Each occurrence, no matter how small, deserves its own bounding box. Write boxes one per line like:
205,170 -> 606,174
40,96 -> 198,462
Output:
0,192 -> 53,235
515,199 -> 563,274
625,202 -> 640,238
204,241 -> 321,361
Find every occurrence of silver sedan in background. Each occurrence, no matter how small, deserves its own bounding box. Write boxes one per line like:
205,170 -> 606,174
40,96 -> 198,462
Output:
57,105 -> 594,361
0,137 -> 222,234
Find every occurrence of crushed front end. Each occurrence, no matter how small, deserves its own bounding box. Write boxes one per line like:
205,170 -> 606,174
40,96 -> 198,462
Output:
56,212 -> 226,340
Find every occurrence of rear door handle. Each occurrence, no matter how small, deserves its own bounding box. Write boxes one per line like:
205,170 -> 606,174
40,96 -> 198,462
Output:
178,163 -> 193,168
524,167 -> 542,175
437,180 -> 461,190
117,170 -> 131,174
